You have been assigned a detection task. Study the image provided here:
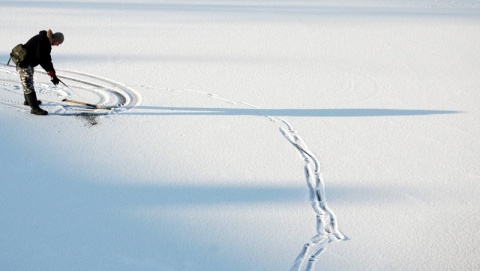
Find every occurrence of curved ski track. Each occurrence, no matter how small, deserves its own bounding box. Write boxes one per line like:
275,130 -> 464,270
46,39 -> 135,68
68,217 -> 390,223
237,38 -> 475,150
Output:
0,64 -> 141,115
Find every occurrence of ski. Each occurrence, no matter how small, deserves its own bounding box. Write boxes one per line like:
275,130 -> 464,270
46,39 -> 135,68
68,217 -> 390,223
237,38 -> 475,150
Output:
61,98 -> 119,110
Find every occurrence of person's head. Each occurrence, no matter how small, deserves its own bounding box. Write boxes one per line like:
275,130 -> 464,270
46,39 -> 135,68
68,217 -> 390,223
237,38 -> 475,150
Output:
51,32 -> 64,46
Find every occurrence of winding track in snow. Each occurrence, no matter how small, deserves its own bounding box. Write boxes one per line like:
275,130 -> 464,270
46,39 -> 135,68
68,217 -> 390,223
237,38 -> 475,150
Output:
155,87 -> 347,271
0,63 -> 141,115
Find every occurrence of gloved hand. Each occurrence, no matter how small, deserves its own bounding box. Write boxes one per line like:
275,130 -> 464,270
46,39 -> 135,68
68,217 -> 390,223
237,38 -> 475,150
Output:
49,71 -> 60,85
51,75 -> 60,85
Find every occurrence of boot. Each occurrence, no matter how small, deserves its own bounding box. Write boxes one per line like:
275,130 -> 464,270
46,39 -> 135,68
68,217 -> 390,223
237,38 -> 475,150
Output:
24,94 -> 41,105
25,92 -> 48,115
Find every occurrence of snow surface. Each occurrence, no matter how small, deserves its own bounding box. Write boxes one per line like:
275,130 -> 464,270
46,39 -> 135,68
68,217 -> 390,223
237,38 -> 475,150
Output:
1,1 -> 480,270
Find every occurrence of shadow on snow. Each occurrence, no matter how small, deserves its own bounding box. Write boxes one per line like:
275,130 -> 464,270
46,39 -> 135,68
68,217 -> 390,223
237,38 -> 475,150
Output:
124,106 -> 461,117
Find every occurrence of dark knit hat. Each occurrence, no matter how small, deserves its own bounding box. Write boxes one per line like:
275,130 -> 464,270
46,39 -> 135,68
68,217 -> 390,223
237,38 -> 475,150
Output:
53,32 -> 64,44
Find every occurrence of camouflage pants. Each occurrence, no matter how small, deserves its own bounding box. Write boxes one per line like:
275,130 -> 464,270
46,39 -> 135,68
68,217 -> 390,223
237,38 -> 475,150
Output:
17,65 -> 35,95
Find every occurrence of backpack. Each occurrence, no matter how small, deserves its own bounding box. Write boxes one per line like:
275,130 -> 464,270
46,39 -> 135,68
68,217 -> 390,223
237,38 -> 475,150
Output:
8,44 -> 27,65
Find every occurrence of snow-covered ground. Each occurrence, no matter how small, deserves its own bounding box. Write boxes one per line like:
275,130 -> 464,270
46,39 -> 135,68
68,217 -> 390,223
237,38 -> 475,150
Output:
1,1 -> 479,270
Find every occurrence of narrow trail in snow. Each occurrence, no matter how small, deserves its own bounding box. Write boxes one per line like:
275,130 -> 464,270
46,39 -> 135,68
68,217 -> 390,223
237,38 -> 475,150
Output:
280,122 -> 347,271
152,87 -> 348,271
0,64 -> 141,116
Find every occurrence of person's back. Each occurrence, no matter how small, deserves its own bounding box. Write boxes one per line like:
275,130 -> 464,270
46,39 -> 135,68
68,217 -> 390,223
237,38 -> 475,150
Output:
21,30 -> 53,72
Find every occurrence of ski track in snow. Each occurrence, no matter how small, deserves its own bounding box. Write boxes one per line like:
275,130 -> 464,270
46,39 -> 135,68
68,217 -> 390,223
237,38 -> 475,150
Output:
0,64 -> 141,116
143,86 -> 348,271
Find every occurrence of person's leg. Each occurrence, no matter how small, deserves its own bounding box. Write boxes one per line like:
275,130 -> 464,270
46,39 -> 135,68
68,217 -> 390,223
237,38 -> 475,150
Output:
18,66 -> 47,115
24,93 -> 41,105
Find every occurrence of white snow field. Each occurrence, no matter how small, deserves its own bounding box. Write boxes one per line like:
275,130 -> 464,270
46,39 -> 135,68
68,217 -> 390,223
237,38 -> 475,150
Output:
1,1 -> 479,270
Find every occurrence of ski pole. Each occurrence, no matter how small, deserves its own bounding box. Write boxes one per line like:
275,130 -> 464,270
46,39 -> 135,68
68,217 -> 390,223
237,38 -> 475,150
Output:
50,76 -> 68,88
58,78 -> 69,88
56,78 -> 83,100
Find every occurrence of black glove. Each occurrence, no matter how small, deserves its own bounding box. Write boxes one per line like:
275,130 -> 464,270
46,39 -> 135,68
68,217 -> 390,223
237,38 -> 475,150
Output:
48,70 -> 60,85
51,75 -> 60,85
